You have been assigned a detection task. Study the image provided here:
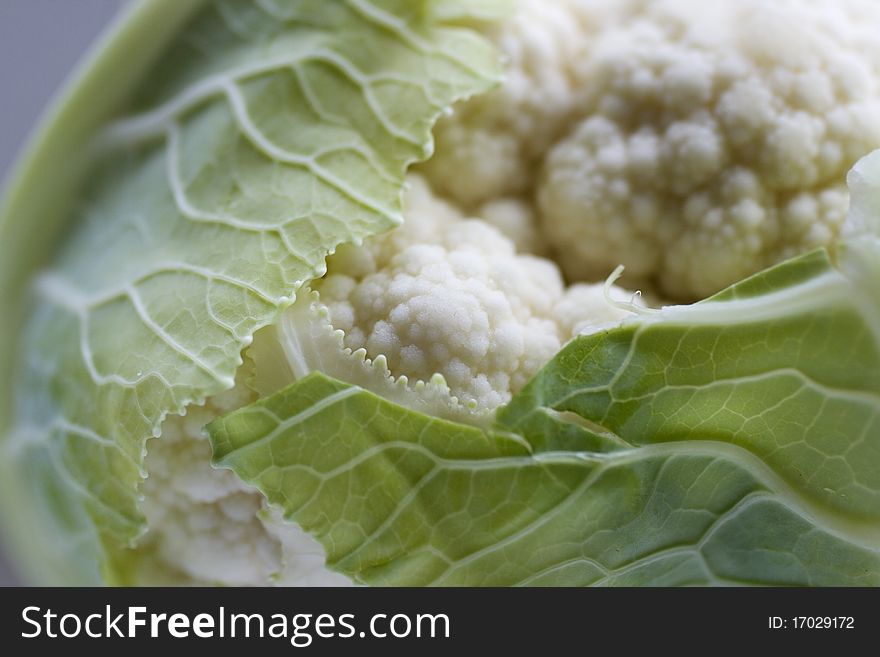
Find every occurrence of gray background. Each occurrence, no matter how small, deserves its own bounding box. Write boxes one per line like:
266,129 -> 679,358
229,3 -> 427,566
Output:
0,0 -> 123,587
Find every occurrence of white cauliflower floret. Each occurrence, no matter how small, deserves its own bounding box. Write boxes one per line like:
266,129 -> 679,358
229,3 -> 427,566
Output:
536,0 -> 880,299
302,176 -> 632,411
124,0 -> 880,589
318,246 -> 562,410
418,0 -> 600,208
555,283 -> 643,337
478,197 -> 548,255
136,377 -> 351,586
317,179 -> 579,410
136,175 -> 633,585
419,0 -> 880,300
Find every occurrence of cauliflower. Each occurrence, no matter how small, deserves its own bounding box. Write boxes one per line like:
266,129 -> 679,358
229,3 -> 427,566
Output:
132,176 -> 631,584
273,176 -> 632,418
137,377 -> 352,586
424,0 -> 880,300
316,177 -> 573,410
129,0 -> 880,586
7,0 -> 880,589
418,0 -> 596,208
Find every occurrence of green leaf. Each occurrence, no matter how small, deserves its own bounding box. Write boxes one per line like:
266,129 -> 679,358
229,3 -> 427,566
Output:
208,237 -> 880,586
0,0 -> 501,584
428,0 -> 516,22
501,240 -> 880,524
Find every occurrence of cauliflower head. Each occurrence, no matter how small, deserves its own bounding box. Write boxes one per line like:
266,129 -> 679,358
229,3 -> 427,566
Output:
424,0 -> 880,300
137,380 -> 353,586
133,176 -> 631,584
13,0 -> 880,589
314,177 -> 613,411
130,0 -> 880,586
266,175 -> 633,421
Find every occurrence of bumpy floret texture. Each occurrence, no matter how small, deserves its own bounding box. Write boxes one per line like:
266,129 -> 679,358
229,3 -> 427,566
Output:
136,379 -> 351,586
423,0 -> 880,300
135,0 -> 880,586
316,176 -> 631,410
137,177 -> 631,585
419,0 -> 597,209
540,0 -> 880,298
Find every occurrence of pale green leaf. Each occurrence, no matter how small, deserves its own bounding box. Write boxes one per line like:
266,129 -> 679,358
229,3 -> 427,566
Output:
0,0 -> 501,584
208,237 -> 880,586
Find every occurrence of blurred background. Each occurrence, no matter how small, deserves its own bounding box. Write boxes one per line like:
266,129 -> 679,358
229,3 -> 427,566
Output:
0,0 -> 123,587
